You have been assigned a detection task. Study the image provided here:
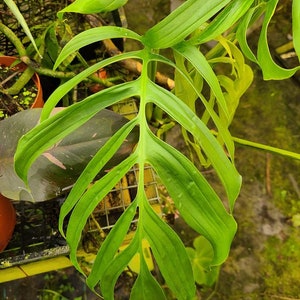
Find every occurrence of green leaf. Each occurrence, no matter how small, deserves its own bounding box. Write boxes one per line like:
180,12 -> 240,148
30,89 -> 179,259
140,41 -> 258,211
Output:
142,192 -> 196,299
130,252 -> 166,300
186,236 -> 220,286
236,5 -> 261,64
190,0 -> 255,44
292,0 -> 300,60
100,232 -> 140,300
173,42 -> 230,123
59,118 -> 138,237
4,0 -> 41,57
57,0 -> 128,20
145,129 -> 237,265
14,80 -> 140,185
0,109 -> 137,201
66,154 -> 137,273
146,80 -> 241,210
86,200 -> 138,289
53,27 -> 141,70
257,0 -> 300,79
142,0 -> 230,49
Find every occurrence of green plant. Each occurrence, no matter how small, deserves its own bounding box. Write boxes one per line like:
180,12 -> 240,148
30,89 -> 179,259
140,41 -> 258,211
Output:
13,0 -> 300,299
1,0 -> 109,100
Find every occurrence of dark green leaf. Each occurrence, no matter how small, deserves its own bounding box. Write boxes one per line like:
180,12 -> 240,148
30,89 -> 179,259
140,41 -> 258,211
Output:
0,109 -> 137,201
14,80 -> 140,185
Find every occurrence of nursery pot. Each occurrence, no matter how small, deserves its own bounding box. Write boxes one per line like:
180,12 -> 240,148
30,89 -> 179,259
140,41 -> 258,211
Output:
0,56 -> 43,108
0,194 -> 16,252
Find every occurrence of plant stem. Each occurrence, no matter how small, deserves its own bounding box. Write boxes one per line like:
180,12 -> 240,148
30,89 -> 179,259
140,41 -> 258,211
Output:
0,22 -> 27,57
232,135 -> 300,160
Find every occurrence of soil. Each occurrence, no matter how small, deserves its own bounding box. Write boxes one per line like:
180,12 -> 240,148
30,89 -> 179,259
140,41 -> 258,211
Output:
0,64 -> 38,120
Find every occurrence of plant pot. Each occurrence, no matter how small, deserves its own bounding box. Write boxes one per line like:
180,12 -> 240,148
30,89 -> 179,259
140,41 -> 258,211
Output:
0,194 -> 16,252
0,56 -> 43,114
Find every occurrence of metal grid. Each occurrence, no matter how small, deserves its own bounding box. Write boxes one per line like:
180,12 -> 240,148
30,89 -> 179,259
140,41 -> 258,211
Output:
86,164 -> 160,233
0,98 -> 161,267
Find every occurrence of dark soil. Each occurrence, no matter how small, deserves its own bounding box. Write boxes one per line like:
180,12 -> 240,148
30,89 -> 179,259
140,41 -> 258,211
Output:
0,64 -> 37,120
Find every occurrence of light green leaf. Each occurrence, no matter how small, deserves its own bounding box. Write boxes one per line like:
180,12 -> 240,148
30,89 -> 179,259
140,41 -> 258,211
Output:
190,0 -> 254,44
145,129 -> 237,265
186,236 -> 220,286
142,0 -> 230,49
236,6 -> 260,63
173,42 -> 229,123
53,27 -> 141,70
4,0 -> 41,57
57,0 -> 127,20
257,0 -> 300,79
293,0 -> 300,60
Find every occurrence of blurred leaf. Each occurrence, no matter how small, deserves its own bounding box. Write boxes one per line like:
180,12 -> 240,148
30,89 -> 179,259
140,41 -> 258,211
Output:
186,236 -> 220,286
57,0 -> 127,20
292,0 -> 300,60
0,108 -> 137,201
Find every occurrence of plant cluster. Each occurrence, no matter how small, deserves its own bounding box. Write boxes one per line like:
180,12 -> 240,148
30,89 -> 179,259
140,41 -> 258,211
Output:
1,0 -> 299,299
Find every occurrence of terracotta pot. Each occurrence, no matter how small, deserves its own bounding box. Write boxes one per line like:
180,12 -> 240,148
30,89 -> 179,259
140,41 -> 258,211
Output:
0,56 -> 43,108
0,194 -> 16,252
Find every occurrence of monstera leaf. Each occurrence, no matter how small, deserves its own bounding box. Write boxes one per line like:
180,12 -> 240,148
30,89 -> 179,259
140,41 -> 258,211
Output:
0,108 -> 138,201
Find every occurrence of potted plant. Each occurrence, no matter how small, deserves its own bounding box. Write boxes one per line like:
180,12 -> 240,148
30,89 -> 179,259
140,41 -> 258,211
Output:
0,194 -> 16,252
6,0 -> 300,298
0,55 -> 43,119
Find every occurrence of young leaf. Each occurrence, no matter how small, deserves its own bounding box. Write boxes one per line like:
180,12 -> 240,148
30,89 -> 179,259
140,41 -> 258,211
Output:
190,0 -> 255,45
